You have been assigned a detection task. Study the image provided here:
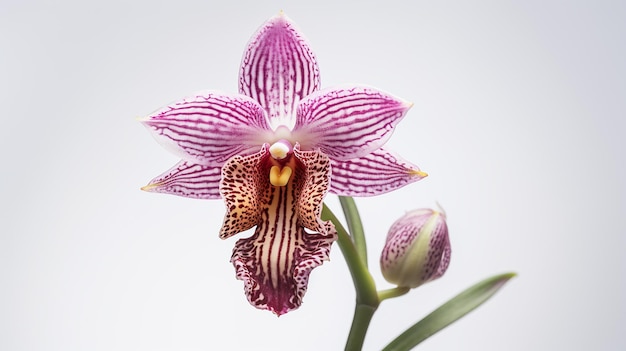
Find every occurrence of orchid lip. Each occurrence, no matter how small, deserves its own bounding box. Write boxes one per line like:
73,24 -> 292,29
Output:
220,144 -> 336,315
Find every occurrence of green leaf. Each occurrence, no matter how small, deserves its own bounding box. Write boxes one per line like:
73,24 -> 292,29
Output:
382,272 -> 517,351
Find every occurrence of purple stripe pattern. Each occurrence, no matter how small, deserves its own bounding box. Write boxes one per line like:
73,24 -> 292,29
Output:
293,86 -> 412,161
329,148 -> 426,196
220,144 -> 335,315
142,160 -> 222,199
380,209 -> 451,289
239,13 -> 320,129
141,91 -> 271,166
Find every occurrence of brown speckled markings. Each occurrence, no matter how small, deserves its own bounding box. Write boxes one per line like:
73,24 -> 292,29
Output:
219,143 -> 336,315
232,221 -> 336,316
293,144 -> 332,235
219,145 -> 269,239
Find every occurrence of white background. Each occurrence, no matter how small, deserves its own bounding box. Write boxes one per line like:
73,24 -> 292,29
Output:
2,0 -> 624,350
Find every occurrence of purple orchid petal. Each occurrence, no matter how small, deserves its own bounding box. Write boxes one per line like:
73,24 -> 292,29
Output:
329,148 -> 427,196
239,13 -> 320,129
142,160 -> 222,199
141,91 -> 272,167
293,86 -> 412,161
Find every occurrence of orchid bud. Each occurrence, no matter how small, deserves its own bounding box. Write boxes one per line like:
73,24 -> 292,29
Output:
380,208 -> 451,289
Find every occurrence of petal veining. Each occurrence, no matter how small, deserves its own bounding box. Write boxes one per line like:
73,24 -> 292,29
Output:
239,13 -> 320,130
293,86 -> 412,160
141,91 -> 272,166
142,160 -> 222,199
329,148 -> 427,196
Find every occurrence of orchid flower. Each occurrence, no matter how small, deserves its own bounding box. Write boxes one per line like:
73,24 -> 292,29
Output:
141,13 -> 426,315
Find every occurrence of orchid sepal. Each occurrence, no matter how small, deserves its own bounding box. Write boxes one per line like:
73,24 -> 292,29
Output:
330,148 -> 427,197
141,160 -> 222,199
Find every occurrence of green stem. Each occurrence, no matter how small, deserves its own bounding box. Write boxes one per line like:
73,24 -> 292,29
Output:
321,203 -> 379,351
345,304 -> 377,351
321,204 -> 378,306
378,287 -> 410,302
339,196 -> 368,266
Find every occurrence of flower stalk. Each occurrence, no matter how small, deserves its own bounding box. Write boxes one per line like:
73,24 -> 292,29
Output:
321,203 -> 379,351
325,200 -> 516,351
378,287 -> 411,302
321,204 -> 378,307
339,196 -> 368,265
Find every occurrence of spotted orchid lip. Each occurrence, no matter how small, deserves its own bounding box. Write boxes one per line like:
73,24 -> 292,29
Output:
219,144 -> 336,315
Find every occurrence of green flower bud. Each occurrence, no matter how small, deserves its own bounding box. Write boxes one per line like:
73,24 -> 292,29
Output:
380,208 -> 451,288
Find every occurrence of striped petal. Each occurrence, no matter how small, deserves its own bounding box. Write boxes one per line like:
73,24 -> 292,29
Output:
141,91 -> 272,167
231,221 -> 335,316
329,148 -> 428,196
142,160 -> 222,199
218,143 -> 335,315
239,13 -> 320,130
293,86 -> 412,161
